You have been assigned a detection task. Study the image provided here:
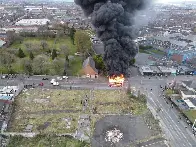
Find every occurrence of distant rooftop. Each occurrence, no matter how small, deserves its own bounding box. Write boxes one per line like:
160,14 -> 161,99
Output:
15,19 -> 50,26
182,81 -> 196,89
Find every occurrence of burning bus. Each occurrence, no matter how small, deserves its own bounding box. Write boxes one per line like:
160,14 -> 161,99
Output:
108,74 -> 125,87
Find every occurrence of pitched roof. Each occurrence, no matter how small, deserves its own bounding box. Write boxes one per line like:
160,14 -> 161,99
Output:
83,57 -> 98,73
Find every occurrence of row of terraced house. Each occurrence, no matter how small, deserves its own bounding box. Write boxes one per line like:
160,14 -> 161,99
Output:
0,83 -> 24,133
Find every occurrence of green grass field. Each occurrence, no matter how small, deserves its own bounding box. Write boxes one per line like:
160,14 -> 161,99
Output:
10,37 -> 77,54
3,36 -> 82,75
183,110 -> 196,123
7,135 -> 90,147
148,49 -> 165,55
139,49 -> 151,54
9,89 -> 147,134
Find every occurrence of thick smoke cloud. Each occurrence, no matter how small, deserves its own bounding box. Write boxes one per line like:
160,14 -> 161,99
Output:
75,0 -> 149,76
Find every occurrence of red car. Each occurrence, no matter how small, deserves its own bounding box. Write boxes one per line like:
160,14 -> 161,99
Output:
39,82 -> 44,86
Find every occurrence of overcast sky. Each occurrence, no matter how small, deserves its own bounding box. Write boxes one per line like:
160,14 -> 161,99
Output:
65,0 -> 194,3
156,0 -> 194,3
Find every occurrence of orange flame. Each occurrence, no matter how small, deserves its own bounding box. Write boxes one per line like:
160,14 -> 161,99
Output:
109,74 -> 125,87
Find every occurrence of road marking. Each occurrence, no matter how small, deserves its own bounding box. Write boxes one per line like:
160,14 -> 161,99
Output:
150,91 -> 193,146
148,92 -> 184,142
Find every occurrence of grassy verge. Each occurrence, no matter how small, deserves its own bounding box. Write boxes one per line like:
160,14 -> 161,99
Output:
183,110 -> 196,123
7,135 -> 90,147
139,49 -> 151,54
148,49 -> 165,55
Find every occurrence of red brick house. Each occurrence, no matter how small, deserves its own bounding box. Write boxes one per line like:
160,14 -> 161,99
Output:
83,57 -> 98,78
171,54 -> 183,63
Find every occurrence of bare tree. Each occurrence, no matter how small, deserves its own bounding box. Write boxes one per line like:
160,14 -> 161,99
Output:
6,31 -> 17,46
32,55 -> 49,74
60,44 -> 70,66
60,45 -> 70,57
52,58 -> 64,75
40,40 -> 48,50
0,51 -> 16,71
22,58 -> 33,75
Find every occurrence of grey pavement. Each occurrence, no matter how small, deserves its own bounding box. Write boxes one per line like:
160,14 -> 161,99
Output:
0,74 -> 196,147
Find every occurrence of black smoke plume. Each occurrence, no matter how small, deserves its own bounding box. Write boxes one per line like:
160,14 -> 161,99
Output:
75,0 -> 149,76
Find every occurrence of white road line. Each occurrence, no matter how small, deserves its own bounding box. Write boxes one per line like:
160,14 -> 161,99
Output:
150,92 -> 192,146
148,92 -> 185,146
147,103 -> 179,147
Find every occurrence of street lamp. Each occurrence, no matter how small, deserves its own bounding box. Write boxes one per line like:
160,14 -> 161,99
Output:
192,119 -> 196,130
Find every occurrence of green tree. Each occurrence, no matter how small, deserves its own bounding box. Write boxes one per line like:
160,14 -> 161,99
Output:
22,59 -> 33,75
93,55 -> 106,73
29,52 -> 34,60
129,58 -> 136,65
51,49 -> 57,60
51,58 -> 65,75
74,30 -> 92,53
17,48 -> 26,58
69,27 -> 76,44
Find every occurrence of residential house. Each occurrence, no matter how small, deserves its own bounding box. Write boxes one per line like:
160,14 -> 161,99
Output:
2,26 -> 39,33
183,98 -> 196,110
182,81 -> 196,92
83,57 -> 98,78
180,81 -> 196,100
0,31 -> 7,41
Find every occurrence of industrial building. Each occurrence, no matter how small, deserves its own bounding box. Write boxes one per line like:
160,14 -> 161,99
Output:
139,66 -> 154,76
139,65 -> 177,76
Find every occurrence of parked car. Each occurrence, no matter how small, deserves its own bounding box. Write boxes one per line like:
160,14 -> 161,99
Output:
39,82 -> 44,86
86,74 -> 90,78
62,76 -> 68,79
74,52 -> 82,56
53,82 -> 59,86
50,79 -> 56,84
42,77 -> 49,80
1,75 -> 8,79
57,77 -> 62,80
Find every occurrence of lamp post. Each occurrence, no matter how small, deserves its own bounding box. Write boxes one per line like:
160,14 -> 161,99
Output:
192,119 -> 196,129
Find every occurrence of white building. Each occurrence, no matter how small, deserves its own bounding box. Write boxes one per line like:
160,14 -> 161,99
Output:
15,19 -> 50,26
2,26 -> 38,33
184,99 -> 196,110
180,81 -> 196,99
139,66 -> 153,75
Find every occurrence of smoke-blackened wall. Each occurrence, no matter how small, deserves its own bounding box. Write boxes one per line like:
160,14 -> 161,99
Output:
75,0 -> 149,76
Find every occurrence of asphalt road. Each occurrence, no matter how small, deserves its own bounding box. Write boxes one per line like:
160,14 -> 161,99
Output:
1,74 -> 196,146
129,76 -> 196,147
